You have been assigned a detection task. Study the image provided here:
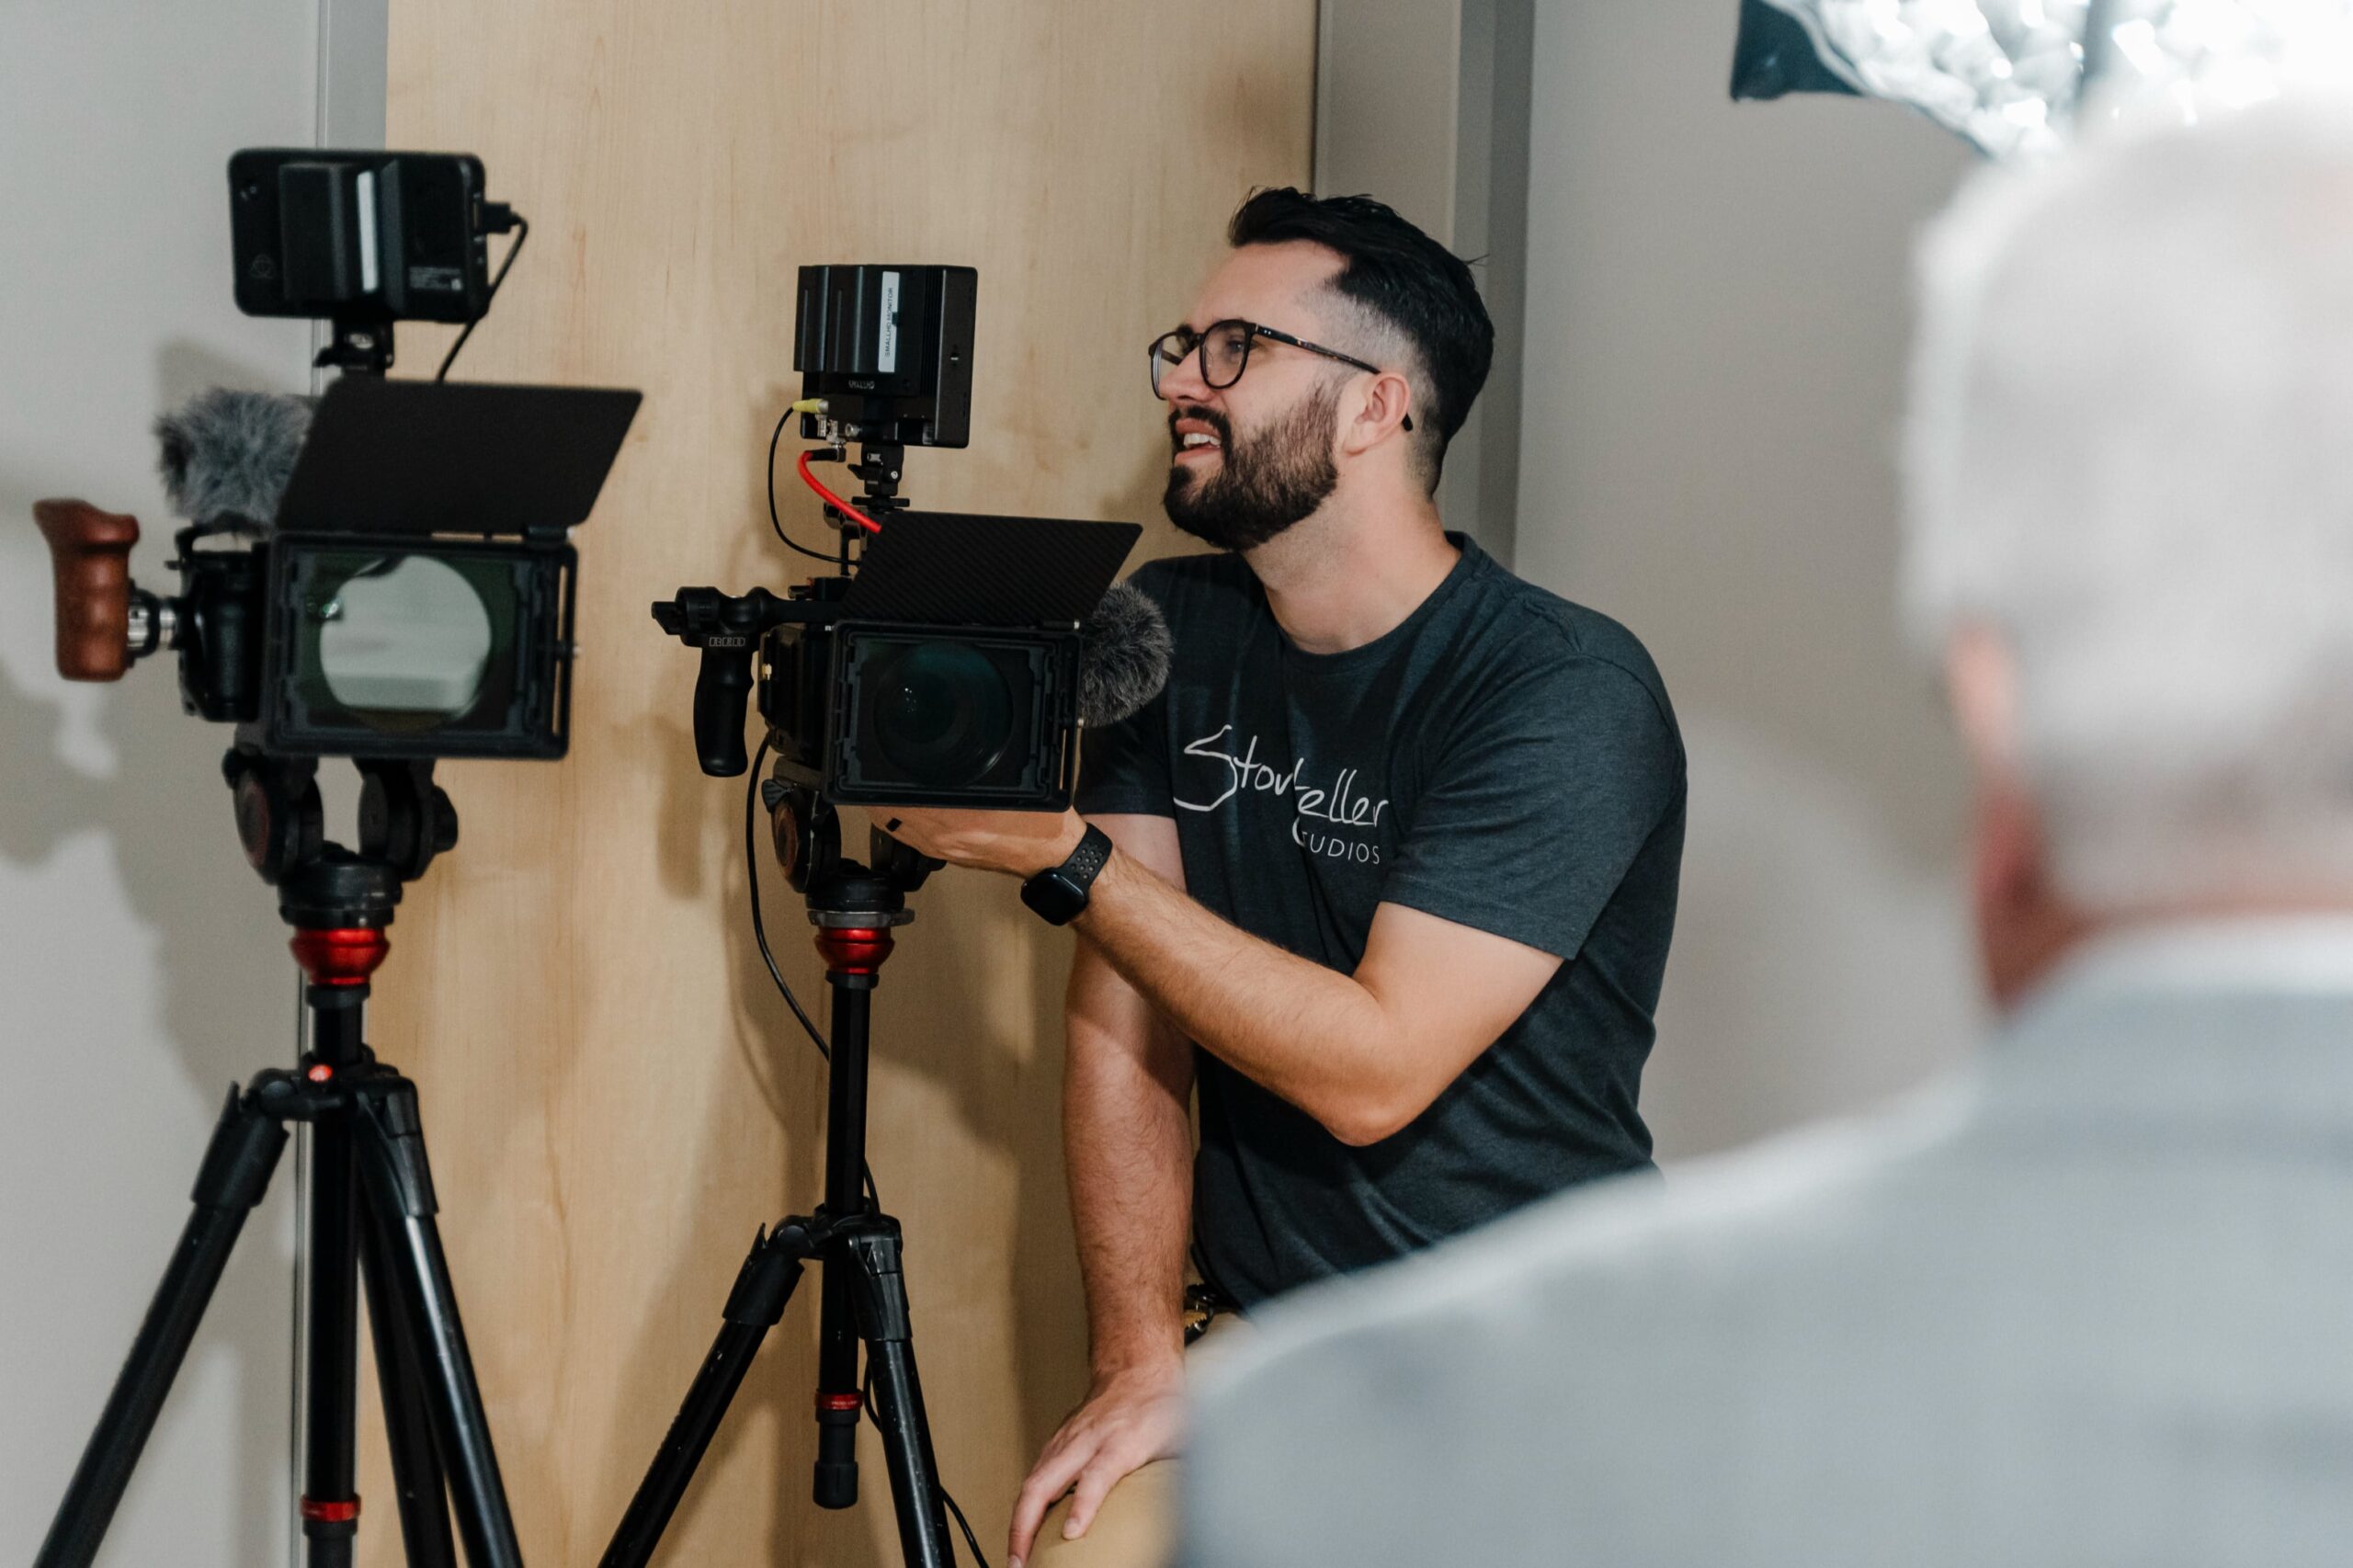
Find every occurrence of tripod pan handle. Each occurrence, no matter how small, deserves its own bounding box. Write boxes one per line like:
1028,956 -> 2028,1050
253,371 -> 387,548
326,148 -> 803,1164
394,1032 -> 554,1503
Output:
32,499 -> 140,682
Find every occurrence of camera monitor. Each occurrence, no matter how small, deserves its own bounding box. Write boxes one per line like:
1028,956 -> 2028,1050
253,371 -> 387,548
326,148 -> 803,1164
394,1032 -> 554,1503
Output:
262,376 -> 641,757
230,148 -> 498,324
794,264 -> 976,449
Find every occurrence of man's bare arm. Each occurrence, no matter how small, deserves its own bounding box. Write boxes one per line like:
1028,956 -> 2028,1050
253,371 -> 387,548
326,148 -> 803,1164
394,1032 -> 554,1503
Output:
1074,852 -> 1563,1146
1006,813 -> 1193,1566
878,804 -> 1566,1147
1062,814 -> 1194,1378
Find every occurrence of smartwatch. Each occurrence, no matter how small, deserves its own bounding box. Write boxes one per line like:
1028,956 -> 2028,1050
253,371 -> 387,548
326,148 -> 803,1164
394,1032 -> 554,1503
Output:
1021,824 -> 1114,926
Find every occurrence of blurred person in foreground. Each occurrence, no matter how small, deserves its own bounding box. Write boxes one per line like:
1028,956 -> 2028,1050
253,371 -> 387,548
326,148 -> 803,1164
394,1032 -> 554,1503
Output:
1180,93 -> 2353,1568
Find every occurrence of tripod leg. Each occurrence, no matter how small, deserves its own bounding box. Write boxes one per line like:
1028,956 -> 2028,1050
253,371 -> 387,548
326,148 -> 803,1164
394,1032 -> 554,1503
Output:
37,1087 -> 288,1568
357,1196 -> 458,1568
813,1259 -> 863,1508
600,1224 -> 811,1568
845,1226 -> 956,1568
353,1077 -> 525,1568
302,1110 -> 366,1568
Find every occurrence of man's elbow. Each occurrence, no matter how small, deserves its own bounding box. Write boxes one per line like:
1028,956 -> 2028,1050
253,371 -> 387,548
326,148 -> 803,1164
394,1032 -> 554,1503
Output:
1313,1081 -> 1440,1148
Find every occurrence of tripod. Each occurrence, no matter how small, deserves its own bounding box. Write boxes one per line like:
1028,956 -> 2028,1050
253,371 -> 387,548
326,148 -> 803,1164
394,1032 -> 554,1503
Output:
601,786 -> 959,1568
38,749 -> 523,1568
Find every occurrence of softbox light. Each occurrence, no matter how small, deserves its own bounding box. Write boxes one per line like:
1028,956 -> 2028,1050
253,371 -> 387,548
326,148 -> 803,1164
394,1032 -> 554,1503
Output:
1733,0 -> 2353,159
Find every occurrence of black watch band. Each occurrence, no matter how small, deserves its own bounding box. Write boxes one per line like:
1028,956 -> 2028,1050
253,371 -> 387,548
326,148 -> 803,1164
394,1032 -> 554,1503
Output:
1021,824 -> 1114,926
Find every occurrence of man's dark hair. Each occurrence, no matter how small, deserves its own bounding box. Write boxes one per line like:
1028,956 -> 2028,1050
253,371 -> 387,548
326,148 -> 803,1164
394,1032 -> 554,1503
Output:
1228,187 -> 1494,488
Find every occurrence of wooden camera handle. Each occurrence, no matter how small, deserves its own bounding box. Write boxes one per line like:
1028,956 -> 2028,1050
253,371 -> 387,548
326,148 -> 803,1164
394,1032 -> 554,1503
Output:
31,498 -> 141,681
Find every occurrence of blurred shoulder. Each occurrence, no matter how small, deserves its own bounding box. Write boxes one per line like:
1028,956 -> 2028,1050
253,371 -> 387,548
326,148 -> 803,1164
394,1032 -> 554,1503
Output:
1198,1075 -> 1981,1405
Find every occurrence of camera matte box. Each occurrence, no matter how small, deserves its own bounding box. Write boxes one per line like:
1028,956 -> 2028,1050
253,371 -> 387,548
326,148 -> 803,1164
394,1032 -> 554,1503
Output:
275,378 -> 642,539
255,377 -> 640,759
839,511 -> 1141,628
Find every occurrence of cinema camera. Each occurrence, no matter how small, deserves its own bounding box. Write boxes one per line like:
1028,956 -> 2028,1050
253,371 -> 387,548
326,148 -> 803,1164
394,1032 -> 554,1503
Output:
27,148 -> 637,1568
654,264 -> 1164,811
37,150 -> 640,771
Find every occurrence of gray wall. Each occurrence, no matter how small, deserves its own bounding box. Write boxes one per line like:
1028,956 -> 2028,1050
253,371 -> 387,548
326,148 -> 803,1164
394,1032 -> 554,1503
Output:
1316,0 -> 1533,564
1516,0 -> 1985,1157
0,5 -> 331,1562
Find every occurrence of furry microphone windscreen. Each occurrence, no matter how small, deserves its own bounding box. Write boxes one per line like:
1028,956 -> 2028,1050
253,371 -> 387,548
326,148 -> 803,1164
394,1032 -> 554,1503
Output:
154,387 -> 313,529
1077,580 -> 1173,728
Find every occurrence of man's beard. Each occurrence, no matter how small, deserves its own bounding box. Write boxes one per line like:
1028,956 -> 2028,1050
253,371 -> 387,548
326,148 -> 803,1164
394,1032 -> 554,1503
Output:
1162,383 -> 1340,552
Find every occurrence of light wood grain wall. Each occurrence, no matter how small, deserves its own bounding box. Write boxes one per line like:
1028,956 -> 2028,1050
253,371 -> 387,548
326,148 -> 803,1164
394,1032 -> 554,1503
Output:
373,6 -> 1316,1562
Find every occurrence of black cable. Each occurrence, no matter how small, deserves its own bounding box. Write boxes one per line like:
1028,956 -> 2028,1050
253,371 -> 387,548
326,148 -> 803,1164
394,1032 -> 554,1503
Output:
435,215 -> 530,382
940,1484 -> 992,1568
746,733 -> 829,1058
768,411 -> 839,563
860,1367 -> 992,1568
743,736 -> 881,1199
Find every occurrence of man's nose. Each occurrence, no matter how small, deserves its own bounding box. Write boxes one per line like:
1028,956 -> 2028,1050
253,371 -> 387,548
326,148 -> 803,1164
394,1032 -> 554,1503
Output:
1155,345 -> 1213,404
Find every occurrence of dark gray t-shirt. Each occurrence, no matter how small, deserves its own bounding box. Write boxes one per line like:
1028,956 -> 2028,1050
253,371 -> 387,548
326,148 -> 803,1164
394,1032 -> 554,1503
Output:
1078,535 -> 1685,1309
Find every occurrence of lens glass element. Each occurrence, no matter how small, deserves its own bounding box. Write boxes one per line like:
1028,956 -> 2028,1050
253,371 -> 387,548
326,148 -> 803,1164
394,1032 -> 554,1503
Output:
313,554 -> 494,721
870,641 -> 1014,786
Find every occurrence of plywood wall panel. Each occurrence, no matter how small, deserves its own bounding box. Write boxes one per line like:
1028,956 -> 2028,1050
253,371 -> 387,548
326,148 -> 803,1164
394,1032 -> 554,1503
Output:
375,4 -> 1315,1562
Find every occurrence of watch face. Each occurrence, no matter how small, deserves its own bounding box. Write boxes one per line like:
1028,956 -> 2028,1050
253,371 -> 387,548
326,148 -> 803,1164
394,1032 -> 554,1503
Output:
1022,871 -> 1086,926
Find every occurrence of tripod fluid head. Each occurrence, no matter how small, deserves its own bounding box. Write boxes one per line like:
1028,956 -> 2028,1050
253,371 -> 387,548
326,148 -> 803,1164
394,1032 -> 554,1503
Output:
762,775 -> 939,921
222,744 -> 458,938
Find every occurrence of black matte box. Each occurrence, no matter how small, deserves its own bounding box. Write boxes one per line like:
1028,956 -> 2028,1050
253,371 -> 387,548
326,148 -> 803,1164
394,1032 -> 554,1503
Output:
762,620 -> 1083,810
258,533 -> 576,759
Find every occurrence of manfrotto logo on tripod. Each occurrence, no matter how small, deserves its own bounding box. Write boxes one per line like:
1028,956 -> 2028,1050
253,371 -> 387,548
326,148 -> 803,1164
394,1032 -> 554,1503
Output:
1174,725 -> 1390,863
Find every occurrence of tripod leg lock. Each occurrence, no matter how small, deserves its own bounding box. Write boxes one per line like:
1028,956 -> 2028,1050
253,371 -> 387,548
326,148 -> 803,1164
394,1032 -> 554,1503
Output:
843,1226 -> 914,1343
192,1086 -> 291,1211
353,1079 -> 439,1219
721,1225 -> 810,1327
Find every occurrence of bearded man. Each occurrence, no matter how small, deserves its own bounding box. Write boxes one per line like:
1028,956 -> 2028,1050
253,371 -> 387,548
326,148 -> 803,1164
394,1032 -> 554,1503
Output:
875,188 -> 1687,1568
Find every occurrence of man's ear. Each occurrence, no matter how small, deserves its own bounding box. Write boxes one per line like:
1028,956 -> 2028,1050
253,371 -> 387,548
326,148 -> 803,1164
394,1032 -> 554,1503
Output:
1946,622 -> 2021,788
1339,370 -> 1415,460
1947,623 -> 2087,1008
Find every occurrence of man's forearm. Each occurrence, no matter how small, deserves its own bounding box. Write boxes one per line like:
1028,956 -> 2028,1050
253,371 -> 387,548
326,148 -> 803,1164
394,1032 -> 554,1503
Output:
1074,848 -> 1409,1145
1063,1001 -> 1194,1380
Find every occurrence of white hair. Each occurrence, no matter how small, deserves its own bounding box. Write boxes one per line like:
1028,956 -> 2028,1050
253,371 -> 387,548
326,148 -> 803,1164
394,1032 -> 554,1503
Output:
1904,93 -> 2353,910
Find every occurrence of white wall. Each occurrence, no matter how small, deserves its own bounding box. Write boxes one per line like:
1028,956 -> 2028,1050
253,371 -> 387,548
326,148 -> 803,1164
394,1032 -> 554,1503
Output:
1517,1 -> 1985,1158
0,6 -> 323,1562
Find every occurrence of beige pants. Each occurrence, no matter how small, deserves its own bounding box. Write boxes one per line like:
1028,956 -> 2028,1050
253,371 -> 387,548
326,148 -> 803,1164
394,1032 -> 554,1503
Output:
1025,1312 -> 1249,1568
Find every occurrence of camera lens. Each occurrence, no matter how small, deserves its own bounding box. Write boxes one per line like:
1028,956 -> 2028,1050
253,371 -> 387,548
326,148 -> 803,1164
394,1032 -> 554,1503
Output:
870,641 -> 1013,786
313,554 -> 494,728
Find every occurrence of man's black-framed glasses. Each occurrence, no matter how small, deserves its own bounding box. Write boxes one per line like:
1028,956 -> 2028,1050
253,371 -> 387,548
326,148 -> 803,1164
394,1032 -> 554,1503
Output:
1147,320 -> 1413,430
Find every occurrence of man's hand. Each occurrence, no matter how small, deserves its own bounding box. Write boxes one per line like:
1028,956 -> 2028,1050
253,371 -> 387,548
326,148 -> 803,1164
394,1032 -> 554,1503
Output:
1007,1358 -> 1188,1568
872,805 -> 1086,880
